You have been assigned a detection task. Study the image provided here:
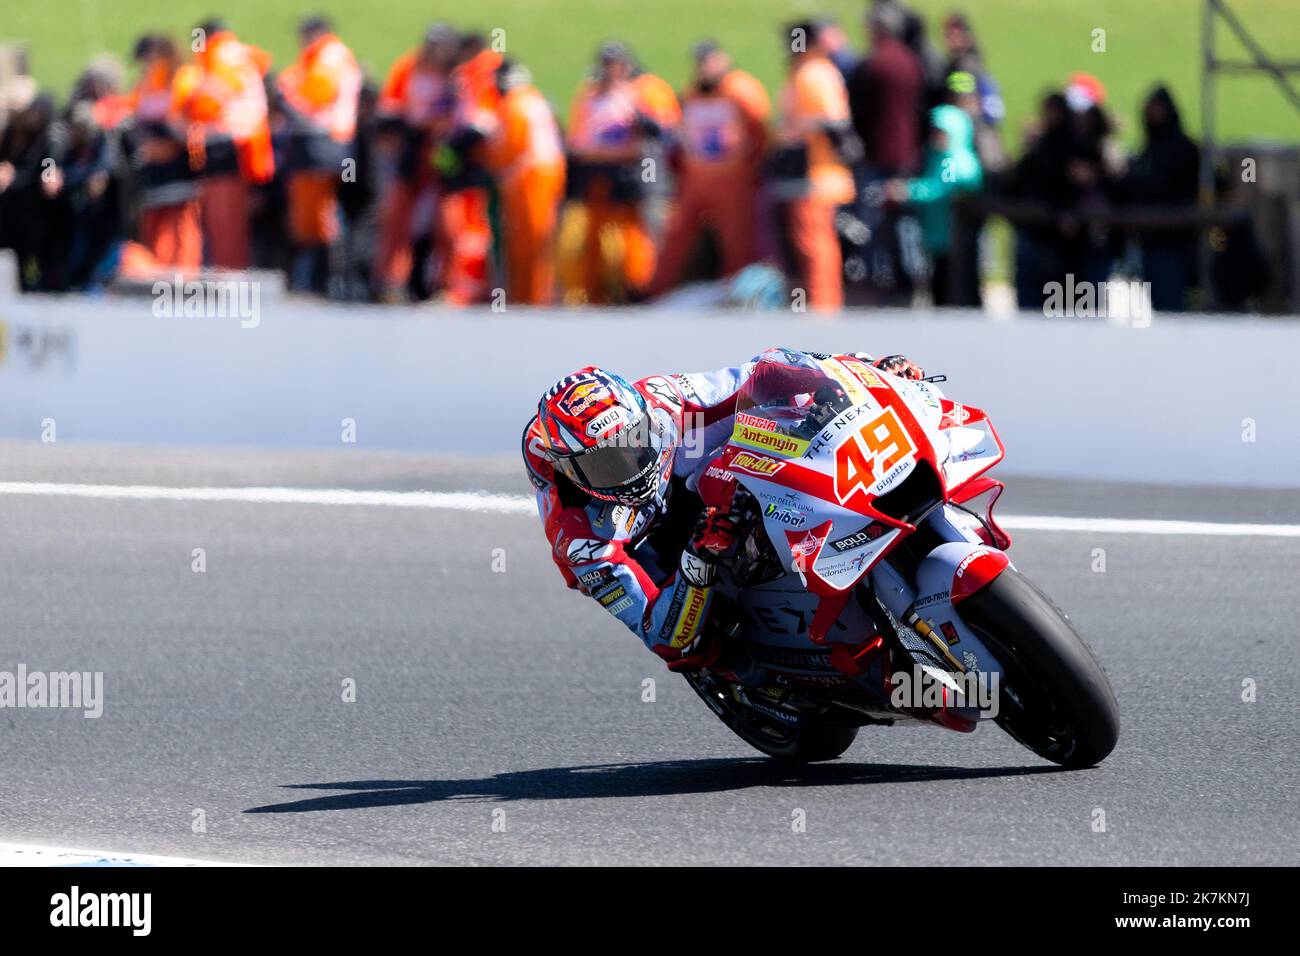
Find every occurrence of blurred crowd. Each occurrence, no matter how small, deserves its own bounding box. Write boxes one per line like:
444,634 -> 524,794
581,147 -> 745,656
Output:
0,2 -> 1215,312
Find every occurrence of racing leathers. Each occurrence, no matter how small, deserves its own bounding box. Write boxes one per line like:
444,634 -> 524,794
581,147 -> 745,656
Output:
523,348 -> 911,670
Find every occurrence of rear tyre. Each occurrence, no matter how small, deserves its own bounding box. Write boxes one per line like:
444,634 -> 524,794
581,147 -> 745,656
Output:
958,570 -> 1119,768
682,671 -> 858,762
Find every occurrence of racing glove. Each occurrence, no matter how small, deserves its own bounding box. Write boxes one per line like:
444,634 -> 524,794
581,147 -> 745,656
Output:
873,354 -> 925,380
665,494 -> 752,672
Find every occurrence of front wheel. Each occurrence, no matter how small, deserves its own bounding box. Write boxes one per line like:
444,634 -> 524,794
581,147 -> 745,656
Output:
682,671 -> 859,762
958,570 -> 1119,768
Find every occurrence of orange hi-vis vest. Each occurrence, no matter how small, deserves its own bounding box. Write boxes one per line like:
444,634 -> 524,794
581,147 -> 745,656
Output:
488,84 -> 563,182
453,48 -> 503,134
174,31 -> 274,183
278,32 -> 363,142
679,70 -> 769,169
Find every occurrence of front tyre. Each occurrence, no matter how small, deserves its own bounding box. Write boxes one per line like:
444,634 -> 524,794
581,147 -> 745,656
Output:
681,671 -> 858,762
958,570 -> 1119,768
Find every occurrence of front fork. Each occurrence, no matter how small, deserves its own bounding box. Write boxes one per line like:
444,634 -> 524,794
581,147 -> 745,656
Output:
867,505 -> 1012,731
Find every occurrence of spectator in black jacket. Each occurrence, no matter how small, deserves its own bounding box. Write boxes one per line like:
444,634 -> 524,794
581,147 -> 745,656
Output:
1122,85 -> 1200,311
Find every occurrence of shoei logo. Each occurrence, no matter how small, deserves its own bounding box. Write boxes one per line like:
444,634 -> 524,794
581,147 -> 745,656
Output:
586,406 -> 627,438
834,408 -> 915,504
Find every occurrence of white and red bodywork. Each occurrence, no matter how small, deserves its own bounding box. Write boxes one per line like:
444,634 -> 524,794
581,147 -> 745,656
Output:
721,353 -> 1017,731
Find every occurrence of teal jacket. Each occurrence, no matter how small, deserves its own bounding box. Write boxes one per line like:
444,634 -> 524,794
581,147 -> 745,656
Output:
906,105 -> 983,255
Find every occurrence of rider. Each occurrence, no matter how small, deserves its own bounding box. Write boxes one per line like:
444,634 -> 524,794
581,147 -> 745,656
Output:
523,347 -> 924,672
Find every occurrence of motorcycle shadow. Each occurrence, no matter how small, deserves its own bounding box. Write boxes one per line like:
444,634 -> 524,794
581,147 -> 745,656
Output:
245,759 -> 1065,814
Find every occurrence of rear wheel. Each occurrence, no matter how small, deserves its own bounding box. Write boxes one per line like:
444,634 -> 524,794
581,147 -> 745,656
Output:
958,570 -> 1119,768
682,671 -> 859,762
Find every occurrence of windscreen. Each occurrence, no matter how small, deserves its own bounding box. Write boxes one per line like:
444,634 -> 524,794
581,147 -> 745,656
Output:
732,351 -> 856,455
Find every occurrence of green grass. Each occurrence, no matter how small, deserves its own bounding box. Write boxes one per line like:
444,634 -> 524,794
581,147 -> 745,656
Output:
5,0 -> 1298,150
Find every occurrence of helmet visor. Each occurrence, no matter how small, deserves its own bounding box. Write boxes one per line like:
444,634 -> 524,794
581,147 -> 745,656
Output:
554,419 -> 665,500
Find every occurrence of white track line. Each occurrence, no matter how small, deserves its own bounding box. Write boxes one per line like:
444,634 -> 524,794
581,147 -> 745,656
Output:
0,841 -> 246,867
0,481 -> 535,514
999,514 -> 1300,537
1,481 -> 1298,536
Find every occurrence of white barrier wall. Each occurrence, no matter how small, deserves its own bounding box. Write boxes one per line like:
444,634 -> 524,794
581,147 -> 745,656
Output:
1,294 -> 1297,487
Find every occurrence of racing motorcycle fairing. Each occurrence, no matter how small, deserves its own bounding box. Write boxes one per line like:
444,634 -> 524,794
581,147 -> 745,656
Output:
717,351 -> 1012,723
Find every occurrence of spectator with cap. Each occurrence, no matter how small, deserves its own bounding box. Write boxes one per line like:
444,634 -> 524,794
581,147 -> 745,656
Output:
650,39 -> 770,297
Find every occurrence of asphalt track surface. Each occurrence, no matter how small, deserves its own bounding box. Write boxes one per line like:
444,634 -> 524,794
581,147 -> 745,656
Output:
1,440 -> 1298,866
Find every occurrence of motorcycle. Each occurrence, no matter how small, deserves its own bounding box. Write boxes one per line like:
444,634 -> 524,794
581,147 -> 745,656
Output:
683,349 -> 1119,768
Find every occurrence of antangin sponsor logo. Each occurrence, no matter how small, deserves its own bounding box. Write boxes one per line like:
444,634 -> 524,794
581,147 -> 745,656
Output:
671,586 -> 710,647
733,412 -> 809,457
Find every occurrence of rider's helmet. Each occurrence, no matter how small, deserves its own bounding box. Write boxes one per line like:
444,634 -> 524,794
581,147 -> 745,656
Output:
536,367 -> 677,506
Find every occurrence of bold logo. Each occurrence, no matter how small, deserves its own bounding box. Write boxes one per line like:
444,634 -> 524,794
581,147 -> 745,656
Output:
828,522 -> 887,553
834,407 -> 915,504
730,451 -> 784,477
578,568 -> 608,588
